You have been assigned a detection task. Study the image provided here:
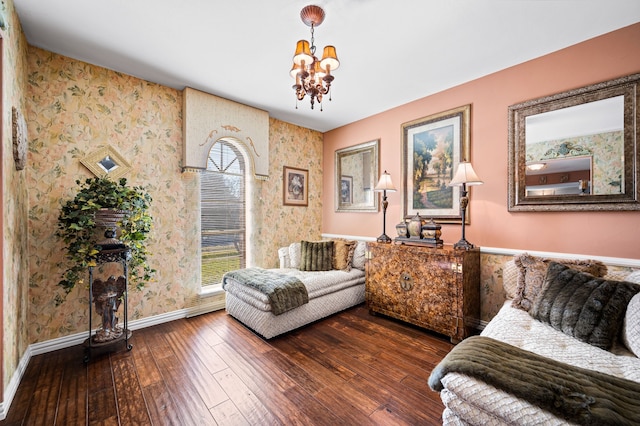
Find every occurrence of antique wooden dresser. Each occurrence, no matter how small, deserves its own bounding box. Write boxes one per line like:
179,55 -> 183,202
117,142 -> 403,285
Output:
365,242 -> 480,342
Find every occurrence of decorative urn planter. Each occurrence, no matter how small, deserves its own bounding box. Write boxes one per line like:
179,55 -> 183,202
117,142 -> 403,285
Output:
94,208 -> 129,247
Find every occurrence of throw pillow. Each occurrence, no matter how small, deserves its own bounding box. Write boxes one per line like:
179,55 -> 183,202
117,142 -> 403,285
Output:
289,242 -> 302,269
502,260 -> 519,299
300,240 -> 335,272
623,293 -> 640,357
512,253 -> 608,312
531,262 -> 640,351
622,271 -> 640,357
351,241 -> 367,271
333,239 -> 357,271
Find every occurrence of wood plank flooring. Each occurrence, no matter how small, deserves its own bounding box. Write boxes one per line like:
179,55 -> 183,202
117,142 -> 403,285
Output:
1,304 -> 453,425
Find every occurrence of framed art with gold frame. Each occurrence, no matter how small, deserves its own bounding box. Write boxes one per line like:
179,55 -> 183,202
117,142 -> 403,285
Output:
401,104 -> 471,224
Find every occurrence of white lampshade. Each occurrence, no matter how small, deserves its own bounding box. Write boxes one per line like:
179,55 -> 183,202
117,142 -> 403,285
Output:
320,45 -> 340,73
374,170 -> 397,192
449,162 -> 483,187
290,63 -> 301,79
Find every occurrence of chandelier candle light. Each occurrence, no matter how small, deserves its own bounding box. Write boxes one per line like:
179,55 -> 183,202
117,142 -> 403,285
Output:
374,170 -> 396,243
291,5 -> 340,110
449,162 -> 483,250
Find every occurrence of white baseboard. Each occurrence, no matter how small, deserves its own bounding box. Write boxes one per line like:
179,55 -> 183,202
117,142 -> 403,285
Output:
0,299 -> 226,420
0,345 -> 32,420
186,294 -> 226,318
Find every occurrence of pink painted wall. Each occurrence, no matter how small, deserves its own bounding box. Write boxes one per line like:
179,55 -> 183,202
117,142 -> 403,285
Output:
323,23 -> 640,259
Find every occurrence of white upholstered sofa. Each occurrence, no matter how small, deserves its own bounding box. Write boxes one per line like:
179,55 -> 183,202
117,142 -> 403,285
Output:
222,239 -> 367,339
429,254 -> 640,425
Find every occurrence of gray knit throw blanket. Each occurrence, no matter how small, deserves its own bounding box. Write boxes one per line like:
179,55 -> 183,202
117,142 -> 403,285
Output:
223,268 -> 308,315
429,336 -> 640,425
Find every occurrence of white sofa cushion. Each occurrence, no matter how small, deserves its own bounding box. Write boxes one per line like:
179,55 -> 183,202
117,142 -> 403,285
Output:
623,271 -> 640,357
624,294 -> 640,357
482,301 -> 640,382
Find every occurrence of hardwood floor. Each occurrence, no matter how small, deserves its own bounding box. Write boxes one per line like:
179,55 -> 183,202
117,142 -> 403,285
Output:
1,304 -> 453,425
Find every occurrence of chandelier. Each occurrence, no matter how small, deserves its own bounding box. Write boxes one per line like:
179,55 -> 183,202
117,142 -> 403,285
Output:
291,5 -> 340,110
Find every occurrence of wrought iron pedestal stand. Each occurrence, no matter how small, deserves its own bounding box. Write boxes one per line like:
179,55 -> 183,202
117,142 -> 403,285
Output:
83,246 -> 132,363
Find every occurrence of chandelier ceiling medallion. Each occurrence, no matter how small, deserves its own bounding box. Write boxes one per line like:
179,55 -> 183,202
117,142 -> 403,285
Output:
291,5 -> 340,111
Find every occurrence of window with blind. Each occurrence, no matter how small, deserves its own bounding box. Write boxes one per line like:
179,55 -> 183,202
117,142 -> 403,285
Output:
201,141 -> 246,287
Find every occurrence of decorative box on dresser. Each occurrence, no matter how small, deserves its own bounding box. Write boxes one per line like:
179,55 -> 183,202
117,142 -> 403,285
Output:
365,242 -> 480,343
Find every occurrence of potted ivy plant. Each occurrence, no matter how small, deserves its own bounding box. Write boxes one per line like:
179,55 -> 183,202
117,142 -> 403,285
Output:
55,176 -> 155,304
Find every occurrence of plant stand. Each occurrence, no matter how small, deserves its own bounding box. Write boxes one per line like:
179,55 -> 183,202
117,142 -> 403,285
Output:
83,246 -> 132,363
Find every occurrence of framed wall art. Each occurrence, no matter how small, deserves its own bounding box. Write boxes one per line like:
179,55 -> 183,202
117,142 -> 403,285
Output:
402,104 -> 470,223
340,175 -> 353,204
81,145 -> 132,180
12,107 -> 28,171
283,166 -> 308,206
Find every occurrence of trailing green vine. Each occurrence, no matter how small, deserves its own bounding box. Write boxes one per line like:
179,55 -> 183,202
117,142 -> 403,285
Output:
55,177 -> 155,305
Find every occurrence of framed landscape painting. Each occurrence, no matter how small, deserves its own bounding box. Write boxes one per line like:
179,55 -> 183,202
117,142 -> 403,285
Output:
283,166 -> 309,206
402,104 -> 470,223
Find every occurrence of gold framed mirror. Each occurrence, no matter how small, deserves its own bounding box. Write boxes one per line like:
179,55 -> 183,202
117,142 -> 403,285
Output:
508,73 -> 640,211
335,139 -> 380,212
81,145 -> 132,180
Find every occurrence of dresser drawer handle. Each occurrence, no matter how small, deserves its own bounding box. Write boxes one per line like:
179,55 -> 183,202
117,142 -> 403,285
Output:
399,272 -> 413,291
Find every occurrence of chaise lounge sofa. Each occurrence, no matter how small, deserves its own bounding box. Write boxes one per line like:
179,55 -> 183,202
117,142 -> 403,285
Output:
222,239 -> 367,339
429,253 -> 640,425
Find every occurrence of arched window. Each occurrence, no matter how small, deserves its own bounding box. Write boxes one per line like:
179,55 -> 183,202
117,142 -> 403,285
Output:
201,140 -> 246,288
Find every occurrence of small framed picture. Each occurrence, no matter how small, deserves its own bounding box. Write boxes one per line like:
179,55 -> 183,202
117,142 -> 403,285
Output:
340,175 -> 353,204
283,166 -> 308,206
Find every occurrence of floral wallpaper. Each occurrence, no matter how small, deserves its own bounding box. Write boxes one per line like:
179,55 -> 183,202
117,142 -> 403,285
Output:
26,46 -> 186,342
24,46 -> 324,347
251,119 -> 324,268
2,0 -> 30,395
526,131 -> 624,195
479,253 -> 509,321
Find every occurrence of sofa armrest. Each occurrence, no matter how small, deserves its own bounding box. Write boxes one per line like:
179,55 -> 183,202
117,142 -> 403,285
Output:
278,247 -> 290,269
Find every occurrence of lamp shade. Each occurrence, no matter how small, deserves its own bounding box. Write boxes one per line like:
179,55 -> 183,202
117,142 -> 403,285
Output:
374,171 -> 397,192
449,162 -> 483,186
290,63 -> 301,79
320,45 -> 340,72
313,60 -> 326,78
293,40 -> 313,66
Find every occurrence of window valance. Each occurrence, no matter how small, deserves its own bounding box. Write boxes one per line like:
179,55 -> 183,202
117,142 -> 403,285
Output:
183,87 -> 269,179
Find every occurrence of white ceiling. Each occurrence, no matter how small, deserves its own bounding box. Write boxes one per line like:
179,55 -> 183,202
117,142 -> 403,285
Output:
13,0 -> 640,133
